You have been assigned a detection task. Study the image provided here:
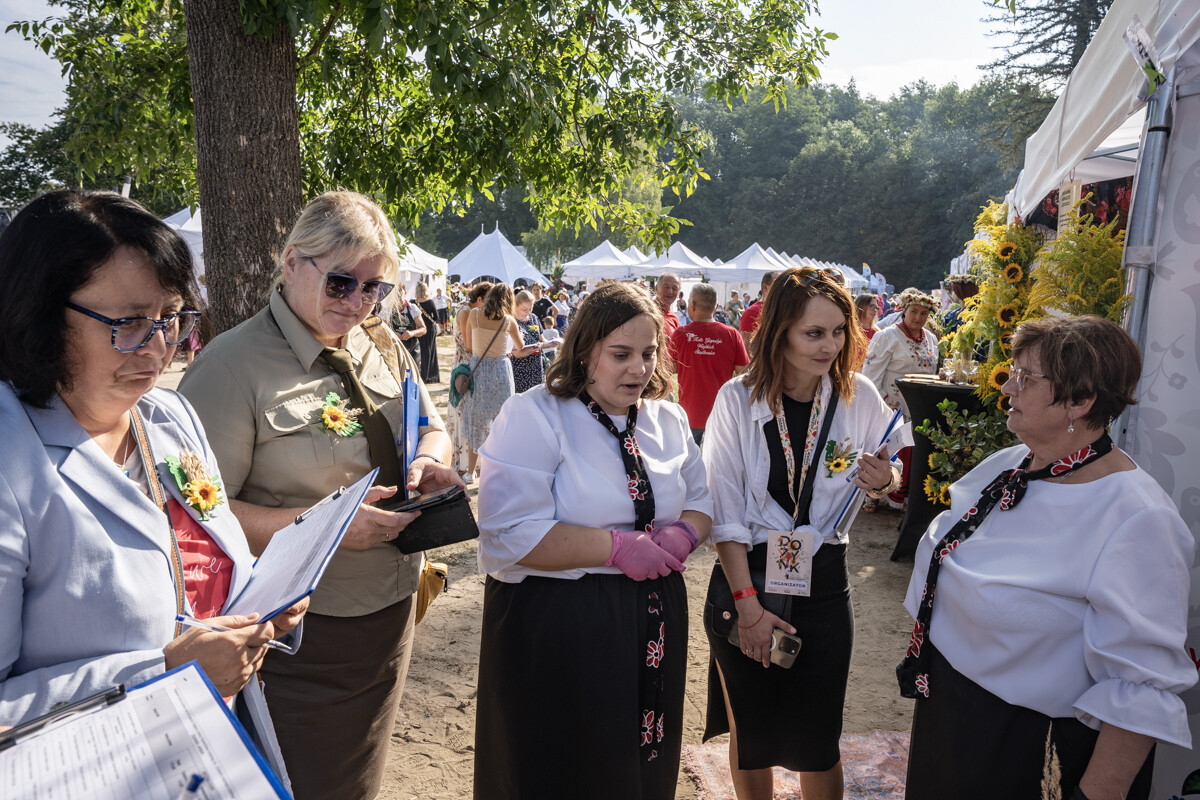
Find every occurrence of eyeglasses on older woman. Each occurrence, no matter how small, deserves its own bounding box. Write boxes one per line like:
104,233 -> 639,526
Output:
65,301 -> 202,352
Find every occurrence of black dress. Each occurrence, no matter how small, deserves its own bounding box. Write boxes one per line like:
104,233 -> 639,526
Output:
510,314 -> 544,393
417,299 -> 440,383
702,395 -> 854,773
389,303 -> 422,365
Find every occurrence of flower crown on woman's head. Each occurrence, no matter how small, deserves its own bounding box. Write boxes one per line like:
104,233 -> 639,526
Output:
898,288 -> 936,310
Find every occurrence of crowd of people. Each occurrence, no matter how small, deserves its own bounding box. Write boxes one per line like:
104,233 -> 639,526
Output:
0,188 -> 1194,800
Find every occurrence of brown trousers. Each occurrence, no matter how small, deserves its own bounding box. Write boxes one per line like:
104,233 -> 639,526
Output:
260,596 -> 416,800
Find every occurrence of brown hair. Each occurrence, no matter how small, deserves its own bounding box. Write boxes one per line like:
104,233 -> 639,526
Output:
467,282 -> 494,304
482,283 -> 515,320
546,282 -> 672,401
1011,316 -> 1140,428
746,267 -> 861,414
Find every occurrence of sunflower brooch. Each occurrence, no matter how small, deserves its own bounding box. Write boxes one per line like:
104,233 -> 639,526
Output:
824,438 -> 859,478
315,392 -> 363,437
165,449 -> 224,520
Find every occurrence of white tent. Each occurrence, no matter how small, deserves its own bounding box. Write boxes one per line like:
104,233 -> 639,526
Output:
163,207 -> 204,277
1011,0 -> 1200,220
448,229 -> 548,286
623,245 -> 649,264
560,240 -> 638,281
1012,0 -> 1200,793
705,243 -> 789,283
631,240 -> 714,279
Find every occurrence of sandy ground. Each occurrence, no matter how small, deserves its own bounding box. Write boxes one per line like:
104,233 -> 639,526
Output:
161,336 -> 919,800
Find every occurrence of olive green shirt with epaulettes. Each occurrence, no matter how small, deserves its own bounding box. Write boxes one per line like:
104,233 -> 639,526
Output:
179,289 -> 444,617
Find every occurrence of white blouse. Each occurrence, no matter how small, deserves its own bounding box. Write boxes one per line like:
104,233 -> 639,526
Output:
477,385 -> 713,582
904,445 -> 1196,747
703,373 -> 894,552
861,323 -> 938,416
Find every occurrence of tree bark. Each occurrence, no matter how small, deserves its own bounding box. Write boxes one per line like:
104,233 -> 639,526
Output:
184,0 -> 303,333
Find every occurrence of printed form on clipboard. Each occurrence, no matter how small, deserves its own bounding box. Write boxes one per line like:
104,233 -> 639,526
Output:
223,468 -> 378,620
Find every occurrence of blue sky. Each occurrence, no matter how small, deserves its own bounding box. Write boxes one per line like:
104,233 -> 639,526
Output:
0,0 -> 997,144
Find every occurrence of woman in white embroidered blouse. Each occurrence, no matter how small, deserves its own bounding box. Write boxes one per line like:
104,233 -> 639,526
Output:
473,281 -> 713,800
861,287 -> 939,416
701,267 -> 898,800
901,316 -> 1196,800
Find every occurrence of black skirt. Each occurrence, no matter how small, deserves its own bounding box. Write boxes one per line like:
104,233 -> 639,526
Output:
474,571 -> 688,800
703,542 -> 853,773
905,641 -> 1155,800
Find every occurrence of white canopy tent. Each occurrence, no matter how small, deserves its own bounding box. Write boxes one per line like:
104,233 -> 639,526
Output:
1010,0 -> 1200,792
162,207 -> 204,277
448,229 -> 548,286
630,240 -> 714,279
560,240 -> 638,281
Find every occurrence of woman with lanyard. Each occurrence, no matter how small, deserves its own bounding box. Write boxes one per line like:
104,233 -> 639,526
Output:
701,267 -> 898,800
899,317 -> 1195,799
472,281 -> 713,799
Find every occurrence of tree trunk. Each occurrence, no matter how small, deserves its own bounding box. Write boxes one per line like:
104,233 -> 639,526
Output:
183,0 -> 303,334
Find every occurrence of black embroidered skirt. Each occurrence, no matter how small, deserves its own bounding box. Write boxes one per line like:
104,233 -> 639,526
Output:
474,571 -> 687,800
905,641 -> 1154,799
703,542 -> 853,773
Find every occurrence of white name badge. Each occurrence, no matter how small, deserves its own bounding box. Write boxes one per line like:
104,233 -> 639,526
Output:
764,529 -> 814,597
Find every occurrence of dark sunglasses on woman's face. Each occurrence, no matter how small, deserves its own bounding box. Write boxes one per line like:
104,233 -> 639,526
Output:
66,302 -> 202,352
305,256 -> 395,304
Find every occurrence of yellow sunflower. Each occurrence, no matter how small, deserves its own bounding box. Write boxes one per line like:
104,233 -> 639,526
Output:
828,457 -> 850,473
923,474 -> 939,503
184,479 -> 223,513
928,454 -> 938,470
322,405 -> 353,433
997,241 -> 1017,261
1003,263 -> 1023,283
938,483 -> 951,506
998,394 -> 1012,413
988,361 -> 1012,390
996,305 -> 1018,327
999,331 -> 1013,351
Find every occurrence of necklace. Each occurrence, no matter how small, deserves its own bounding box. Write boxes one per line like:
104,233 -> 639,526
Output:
114,431 -> 135,468
898,322 -> 924,343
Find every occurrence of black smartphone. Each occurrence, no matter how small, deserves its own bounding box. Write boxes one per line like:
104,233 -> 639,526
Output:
380,484 -> 463,513
726,627 -> 803,669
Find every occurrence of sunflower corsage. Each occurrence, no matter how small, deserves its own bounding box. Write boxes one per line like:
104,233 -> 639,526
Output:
823,438 -> 859,478
315,392 -> 363,437
165,449 -> 224,520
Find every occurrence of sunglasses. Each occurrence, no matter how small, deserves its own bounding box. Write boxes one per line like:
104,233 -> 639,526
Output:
305,257 -> 395,304
795,267 -> 846,286
67,302 -> 201,353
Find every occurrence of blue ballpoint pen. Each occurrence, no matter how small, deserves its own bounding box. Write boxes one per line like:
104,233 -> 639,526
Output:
175,614 -> 292,652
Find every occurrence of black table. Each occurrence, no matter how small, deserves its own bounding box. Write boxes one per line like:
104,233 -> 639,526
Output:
890,379 -> 982,560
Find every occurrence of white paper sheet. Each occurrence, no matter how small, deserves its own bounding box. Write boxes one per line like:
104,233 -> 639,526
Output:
0,663 -> 287,800
224,469 -> 376,619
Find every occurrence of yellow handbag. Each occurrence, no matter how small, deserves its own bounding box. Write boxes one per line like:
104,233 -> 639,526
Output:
415,559 -> 449,624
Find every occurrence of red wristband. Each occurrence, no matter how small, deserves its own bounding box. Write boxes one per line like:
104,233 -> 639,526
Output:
732,587 -> 758,602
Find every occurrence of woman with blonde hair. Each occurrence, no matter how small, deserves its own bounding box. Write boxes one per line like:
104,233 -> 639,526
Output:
474,281 -> 712,799
462,283 -> 524,479
180,190 -> 460,799
702,267 -> 897,800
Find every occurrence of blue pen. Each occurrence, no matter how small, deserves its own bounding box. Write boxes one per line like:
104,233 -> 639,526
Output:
175,614 -> 292,652
172,774 -> 204,799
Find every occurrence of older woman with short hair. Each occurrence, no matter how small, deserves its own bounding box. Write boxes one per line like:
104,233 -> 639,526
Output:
179,191 -> 458,800
901,316 -> 1195,800
0,190 -> 305,781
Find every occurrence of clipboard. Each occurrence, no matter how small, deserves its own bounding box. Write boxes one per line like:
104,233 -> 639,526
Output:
0,662 -> 289,799
399,368 -> 421,471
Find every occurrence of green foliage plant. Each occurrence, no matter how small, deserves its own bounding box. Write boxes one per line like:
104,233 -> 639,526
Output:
917,400 -> 1017,508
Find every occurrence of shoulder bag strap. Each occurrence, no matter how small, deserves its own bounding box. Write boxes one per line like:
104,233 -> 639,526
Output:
466,322 -> 505,379
129,408 -> 186,637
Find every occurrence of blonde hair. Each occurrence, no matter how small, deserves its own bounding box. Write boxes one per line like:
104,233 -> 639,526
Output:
274,191 -> 400,292
515,290 -> 534,305
414,282 -> 429,301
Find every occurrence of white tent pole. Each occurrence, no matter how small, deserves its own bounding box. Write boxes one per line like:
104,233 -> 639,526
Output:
1116,67 -> 1176,448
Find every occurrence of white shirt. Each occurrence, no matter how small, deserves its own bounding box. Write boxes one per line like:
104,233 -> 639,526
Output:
904,445 -> 1196,747
861,323 -> 938,416
477,385 -> 713,582
433,294 -> 448,311
703,373 -> 894,551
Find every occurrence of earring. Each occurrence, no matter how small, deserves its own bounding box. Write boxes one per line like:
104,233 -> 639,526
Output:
1067,419 -> 1075,434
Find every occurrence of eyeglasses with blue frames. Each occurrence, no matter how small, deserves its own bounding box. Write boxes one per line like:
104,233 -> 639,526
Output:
66,302 -> 202,352
305,257 -> 395,304
1005,365 -> 1049,391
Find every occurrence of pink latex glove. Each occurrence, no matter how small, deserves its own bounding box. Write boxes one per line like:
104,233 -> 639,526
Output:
605,530 -> 684,581
650,520 -> 700,563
